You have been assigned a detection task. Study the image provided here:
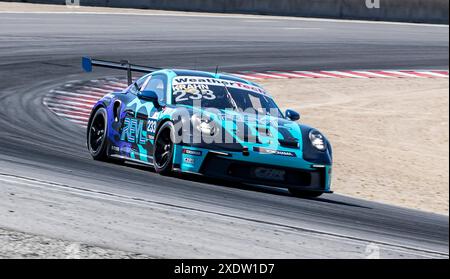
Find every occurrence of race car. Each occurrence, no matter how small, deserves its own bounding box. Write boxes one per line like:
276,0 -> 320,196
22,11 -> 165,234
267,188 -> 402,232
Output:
82,57 -> 333,198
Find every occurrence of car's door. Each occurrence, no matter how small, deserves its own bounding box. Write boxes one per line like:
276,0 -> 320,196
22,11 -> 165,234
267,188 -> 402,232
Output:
109,75 -> 149,160
126,73 -> 168,163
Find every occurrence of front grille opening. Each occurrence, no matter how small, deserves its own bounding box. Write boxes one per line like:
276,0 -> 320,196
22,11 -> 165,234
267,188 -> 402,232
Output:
228,163 -> 313,186
200,155 -> 325,189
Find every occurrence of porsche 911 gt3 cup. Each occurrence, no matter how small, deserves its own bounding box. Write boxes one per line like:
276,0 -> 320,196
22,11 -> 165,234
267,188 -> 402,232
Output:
82,57 -> 333,197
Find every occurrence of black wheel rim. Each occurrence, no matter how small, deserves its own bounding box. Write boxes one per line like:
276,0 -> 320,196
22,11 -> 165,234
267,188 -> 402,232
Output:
155,129 -> 172,169
89,112 -> 106,154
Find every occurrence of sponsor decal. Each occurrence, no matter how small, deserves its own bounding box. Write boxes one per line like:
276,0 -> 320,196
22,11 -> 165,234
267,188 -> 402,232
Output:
172,76 -> 267,95
173,84 -> 217,103
111,146 -> 120,152
253,147 -> 296,157
183,157 -> 195,165
182,149 -> 202,156
120,117 -> 147,145
254,167 -> 286,181
173,83 -> 211,92
146,118 -> 157,134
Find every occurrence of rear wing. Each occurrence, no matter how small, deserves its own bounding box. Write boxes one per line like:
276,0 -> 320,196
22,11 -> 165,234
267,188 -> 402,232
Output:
82,57 -> 161,85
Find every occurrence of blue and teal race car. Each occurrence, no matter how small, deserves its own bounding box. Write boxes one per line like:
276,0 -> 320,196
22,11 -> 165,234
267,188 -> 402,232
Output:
83,57 -> 333,198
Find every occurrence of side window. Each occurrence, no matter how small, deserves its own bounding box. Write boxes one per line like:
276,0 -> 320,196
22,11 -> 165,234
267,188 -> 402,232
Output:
143,74 -> 167,103
129,76 -> 148,95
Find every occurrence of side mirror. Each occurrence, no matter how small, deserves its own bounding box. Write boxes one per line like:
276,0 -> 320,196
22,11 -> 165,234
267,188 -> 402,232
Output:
286,109 -> 300,121
138,90 -> 160,107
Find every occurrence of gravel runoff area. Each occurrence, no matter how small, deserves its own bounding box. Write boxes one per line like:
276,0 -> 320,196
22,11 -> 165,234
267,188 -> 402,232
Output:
0,227 -> 153,259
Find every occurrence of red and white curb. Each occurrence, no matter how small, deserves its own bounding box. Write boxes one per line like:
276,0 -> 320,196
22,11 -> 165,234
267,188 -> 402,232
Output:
43,70 -> 448,127
234,70 -> 449,80
43,78 -> 127,127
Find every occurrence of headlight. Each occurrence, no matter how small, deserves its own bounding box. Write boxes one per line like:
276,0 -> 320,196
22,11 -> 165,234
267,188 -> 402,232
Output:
192,114 -> 216,136
309,130 -> 327,151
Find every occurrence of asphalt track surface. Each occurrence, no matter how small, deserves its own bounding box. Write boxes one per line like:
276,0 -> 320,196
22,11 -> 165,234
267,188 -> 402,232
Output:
0,11 -> 448,258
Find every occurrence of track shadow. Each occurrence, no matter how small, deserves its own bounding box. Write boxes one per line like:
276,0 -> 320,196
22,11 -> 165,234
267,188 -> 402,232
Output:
119,160 -> 371,209
309,197 -> 372,209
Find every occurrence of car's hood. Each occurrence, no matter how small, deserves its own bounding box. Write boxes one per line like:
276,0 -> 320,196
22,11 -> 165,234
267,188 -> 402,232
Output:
171,105 -> 332,164
190,107 -> 303,149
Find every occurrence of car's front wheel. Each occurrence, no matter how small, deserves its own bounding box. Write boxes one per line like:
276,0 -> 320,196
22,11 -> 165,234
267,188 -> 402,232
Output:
153,121 -> 175,175
289,188 -> 323,198
87,107 -> 109,161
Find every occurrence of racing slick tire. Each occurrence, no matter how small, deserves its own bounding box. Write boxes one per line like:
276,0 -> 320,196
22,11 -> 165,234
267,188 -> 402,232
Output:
87,107 -> 109,161
289,188 -> 323,198
153,121 -> 175,175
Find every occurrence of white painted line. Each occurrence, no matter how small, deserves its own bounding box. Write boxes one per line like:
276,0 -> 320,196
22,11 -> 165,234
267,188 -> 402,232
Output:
51,90 -> 101,100
293,71 -> 332,78
242,20 -> 279,23
383,70 -> 425,78
53,111 -> 90,121
100,84 -> 127,91
231,73 -> 263,80
267,71 -> 309,78
271,71 -> 308,78
418,71 -> 449,78
51,96 -> 98,105
322,71 -> 369,78
107,81 -> 129,87
48,107 -> 91,116
283,27 -> 322,30
44,102 -> 93,113
253,72 -> 289,79
81,86 -> 112,93
44,99 -> 95,108
73,89 -> 108,97
352,71 -> 393,78
235,72 -> 288,79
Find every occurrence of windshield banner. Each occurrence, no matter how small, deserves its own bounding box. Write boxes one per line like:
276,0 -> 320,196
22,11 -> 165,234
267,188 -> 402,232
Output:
172,76 -> 267,95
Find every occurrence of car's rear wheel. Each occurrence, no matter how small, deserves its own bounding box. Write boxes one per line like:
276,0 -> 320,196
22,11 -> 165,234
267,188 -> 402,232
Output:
153,122 -> 175,175
289,188 -> 323,198
87,107 -> 109,161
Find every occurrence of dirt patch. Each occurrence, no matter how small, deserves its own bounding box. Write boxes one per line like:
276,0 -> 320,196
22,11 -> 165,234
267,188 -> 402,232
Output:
260,78 -> 449,215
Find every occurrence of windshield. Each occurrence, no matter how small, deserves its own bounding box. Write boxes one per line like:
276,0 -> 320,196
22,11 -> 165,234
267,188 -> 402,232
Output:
173,83 -> 235,110
172,76 -> 282,117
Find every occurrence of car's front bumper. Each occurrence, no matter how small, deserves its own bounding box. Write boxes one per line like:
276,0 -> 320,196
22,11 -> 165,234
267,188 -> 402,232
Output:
173,144 -> 332,192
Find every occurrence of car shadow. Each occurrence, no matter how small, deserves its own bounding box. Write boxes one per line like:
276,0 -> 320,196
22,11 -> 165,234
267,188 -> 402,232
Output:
178,172 -> 372,210
120,160 -> 371,210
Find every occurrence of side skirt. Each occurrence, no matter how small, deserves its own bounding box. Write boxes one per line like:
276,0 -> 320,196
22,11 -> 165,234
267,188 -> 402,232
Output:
109,154 -> 155,167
